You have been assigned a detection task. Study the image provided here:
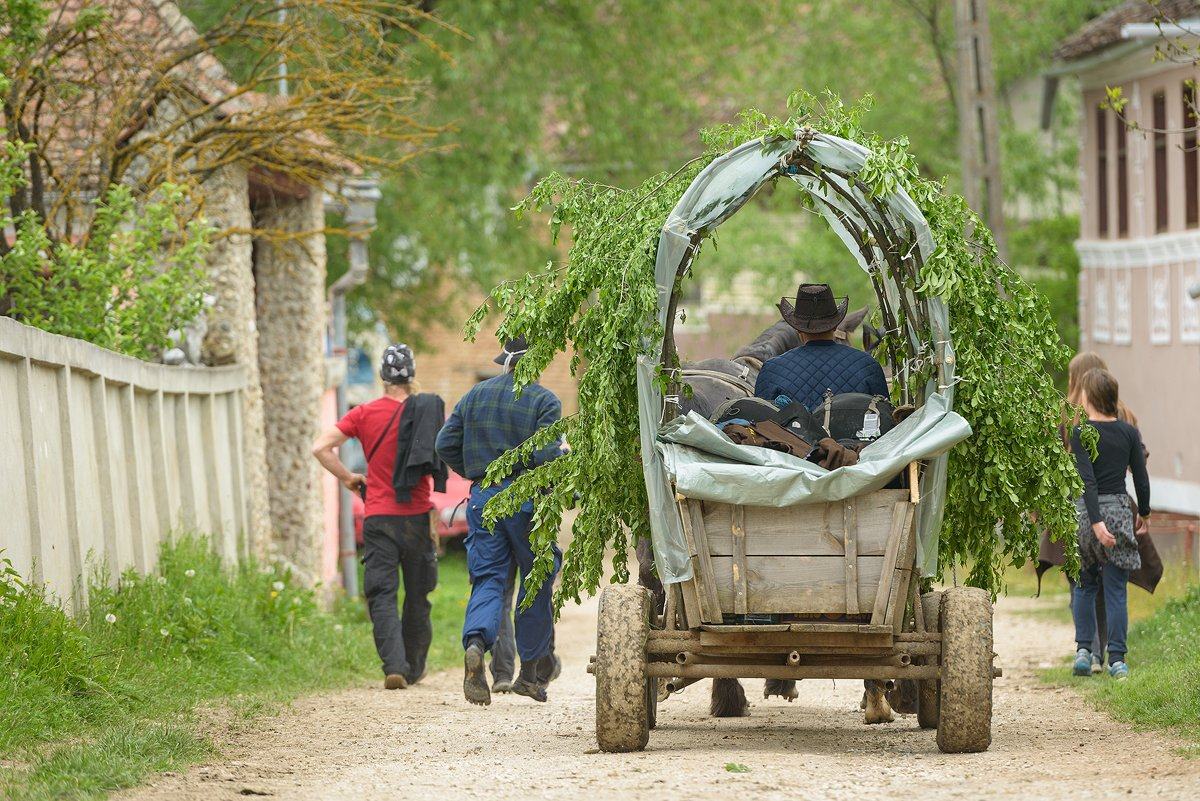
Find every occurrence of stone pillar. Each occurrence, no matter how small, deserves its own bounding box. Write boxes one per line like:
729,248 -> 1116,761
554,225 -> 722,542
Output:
199,164 -> 272,557
253,190 -> 328,583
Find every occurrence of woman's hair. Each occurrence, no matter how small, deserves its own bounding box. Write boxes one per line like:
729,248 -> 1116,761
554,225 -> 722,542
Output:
1079,367 -> 1120,418
1067,351 -> 1106,405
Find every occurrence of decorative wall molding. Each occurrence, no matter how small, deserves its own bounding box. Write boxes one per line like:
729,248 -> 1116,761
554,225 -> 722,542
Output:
1182,262 -> 1200,344
1112,267 -> 1132,344
1076,230 -> 1200,268
1150,263 -> 1172,344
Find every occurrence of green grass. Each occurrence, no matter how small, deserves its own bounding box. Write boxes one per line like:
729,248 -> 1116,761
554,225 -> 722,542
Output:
1036,581 -> 1200,756
0,536 -> 470,800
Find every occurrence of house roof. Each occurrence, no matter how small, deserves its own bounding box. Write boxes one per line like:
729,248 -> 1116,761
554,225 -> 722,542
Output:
1054,0 -> 1200,61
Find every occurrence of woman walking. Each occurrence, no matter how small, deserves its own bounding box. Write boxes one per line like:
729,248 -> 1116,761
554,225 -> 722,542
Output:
1069,368 -> 1150,680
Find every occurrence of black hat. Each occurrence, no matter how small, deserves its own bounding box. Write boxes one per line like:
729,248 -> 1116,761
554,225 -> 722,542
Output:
778,283 -> 849,334
380,343 -> 415,384
493,335 -> 528,368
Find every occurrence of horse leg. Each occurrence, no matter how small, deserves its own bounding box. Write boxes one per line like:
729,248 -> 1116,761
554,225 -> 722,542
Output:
710,678 -> 750,717
634,537 -> 665,618
862,679 -> 895,724
763,679 -> 798,702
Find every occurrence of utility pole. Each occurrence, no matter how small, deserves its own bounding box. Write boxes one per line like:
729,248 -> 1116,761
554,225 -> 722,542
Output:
954,0 -> 1008,261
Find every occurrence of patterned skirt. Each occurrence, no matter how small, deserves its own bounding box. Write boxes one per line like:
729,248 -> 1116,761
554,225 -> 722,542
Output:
1075,494 -> 1141,571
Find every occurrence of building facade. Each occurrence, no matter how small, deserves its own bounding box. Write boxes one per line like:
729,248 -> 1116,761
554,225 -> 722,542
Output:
1053,1 -> 1200,526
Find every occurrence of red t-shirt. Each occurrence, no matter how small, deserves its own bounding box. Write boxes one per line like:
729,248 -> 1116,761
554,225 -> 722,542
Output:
337,396 -> 433,517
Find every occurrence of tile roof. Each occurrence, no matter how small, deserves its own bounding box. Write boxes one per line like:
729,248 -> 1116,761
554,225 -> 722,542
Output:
1054,0 -> 1200,61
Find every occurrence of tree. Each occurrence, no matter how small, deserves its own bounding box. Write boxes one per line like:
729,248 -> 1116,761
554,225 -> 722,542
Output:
473,93 -> 1084,609
0,0 -> 452,336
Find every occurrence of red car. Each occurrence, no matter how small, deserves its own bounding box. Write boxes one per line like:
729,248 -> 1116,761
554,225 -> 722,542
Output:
353,469 -> 471,546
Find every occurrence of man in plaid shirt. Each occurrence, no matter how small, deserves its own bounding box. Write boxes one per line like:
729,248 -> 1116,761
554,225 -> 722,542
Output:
436,336 -> 564,705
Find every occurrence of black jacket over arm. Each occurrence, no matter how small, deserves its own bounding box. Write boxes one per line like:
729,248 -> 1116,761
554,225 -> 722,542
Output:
393,393 -> 449,502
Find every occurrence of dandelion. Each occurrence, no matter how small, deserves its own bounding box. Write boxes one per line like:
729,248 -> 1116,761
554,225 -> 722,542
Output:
270,591 -> 279,599
291,597 -> 301,606
160,628 -> 170,637
157,576 -> 167,585
272,581 -> 285,591
105,613 -> 117,624
184,569 -> 196,578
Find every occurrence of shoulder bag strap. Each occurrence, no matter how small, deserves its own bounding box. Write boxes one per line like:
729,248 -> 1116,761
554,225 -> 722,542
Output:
364,402 -> 404,465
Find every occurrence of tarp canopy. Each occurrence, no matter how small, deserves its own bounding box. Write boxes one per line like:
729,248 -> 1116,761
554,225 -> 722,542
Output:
639,132 -> 964,586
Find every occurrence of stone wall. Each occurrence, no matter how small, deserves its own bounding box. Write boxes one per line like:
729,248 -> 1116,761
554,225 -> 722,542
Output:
199,164 -> 273,556
254,191 -> 329,582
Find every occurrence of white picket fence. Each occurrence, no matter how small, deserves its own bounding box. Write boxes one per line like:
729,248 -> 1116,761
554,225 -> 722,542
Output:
0,316 -> 249,610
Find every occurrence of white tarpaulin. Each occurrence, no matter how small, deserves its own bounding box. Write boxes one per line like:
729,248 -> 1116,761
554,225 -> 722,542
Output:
639,132 -> 962,585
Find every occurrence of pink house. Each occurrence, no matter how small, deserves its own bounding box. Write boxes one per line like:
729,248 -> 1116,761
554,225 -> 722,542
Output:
1050,1 -> 1200,535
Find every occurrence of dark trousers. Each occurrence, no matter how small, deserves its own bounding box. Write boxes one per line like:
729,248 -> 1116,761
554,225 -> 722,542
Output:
1067,573 -> 1108,660
462,482 -> 560,662
489,560 -> 518,683
1073,562 -> 1129,663
362,514 -> 438,679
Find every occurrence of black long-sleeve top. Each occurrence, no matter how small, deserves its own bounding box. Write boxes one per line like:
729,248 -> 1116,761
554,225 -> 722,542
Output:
1070,420 -> 1150,525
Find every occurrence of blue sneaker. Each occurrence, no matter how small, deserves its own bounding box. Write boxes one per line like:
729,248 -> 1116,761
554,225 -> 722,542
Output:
1109,661 -> 1129,681
1073,648 -> 1093,676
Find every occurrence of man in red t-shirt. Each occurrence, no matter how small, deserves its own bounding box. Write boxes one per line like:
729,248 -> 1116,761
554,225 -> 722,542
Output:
311,344 -> 438,689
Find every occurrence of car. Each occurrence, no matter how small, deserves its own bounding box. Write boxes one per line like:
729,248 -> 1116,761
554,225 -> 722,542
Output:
352,468 -> 472,547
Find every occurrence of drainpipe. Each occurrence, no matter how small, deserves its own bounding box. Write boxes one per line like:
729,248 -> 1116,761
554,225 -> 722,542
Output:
328,176 -> 381,597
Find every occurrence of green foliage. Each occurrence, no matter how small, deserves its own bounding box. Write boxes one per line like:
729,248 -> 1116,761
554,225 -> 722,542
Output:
474,91 -> 1082,608
0,151 -> 211,358
0,538 -> 473,799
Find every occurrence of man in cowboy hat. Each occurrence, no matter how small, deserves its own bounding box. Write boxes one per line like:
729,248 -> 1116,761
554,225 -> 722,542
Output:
435,335 -> 564,706
754,283 -> 888,410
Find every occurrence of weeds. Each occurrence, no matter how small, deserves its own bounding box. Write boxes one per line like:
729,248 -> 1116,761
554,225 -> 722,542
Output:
0,535 -> 470,799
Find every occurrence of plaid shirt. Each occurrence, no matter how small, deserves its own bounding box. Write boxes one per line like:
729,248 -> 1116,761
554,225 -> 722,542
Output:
435,373 -> 563,482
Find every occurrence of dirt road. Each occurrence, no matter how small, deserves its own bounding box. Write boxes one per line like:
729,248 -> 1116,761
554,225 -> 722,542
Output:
120,593 -> 1199,801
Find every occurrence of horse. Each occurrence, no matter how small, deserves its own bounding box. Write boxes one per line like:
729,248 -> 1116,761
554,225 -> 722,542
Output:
638,309 -> 897,721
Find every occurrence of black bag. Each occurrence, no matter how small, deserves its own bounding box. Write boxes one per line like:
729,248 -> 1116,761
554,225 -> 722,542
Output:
711,396 -> 780,425
814,392 -> 896,442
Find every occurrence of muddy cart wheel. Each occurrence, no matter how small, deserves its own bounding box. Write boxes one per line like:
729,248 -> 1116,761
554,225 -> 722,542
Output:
917,590 -> 942,730
936,587 -> 993,753
595,584 -> 652,752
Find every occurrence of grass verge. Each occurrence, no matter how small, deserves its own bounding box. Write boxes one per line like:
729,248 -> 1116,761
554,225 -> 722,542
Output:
0,536 -> 470,800
1037,582 -> 1200,757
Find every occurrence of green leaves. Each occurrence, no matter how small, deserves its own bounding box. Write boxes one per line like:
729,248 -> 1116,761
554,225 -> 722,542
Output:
479,90 -> 1081,608
1,171 -> 212,359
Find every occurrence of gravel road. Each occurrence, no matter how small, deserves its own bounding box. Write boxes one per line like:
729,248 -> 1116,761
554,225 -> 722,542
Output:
118,593 -> 1199,801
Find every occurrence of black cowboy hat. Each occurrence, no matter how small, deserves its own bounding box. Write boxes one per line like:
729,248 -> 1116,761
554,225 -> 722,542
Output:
778,283 -> 849,335
493,335 -> 528,367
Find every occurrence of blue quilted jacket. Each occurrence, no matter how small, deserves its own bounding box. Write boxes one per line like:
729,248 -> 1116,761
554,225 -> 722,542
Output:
753,340 -> 889,411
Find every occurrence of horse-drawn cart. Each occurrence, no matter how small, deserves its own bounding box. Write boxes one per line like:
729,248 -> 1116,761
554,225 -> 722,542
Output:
588,129 -> 995,753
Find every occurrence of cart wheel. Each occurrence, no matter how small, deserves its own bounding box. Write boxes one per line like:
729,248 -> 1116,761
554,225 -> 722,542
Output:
595,584 -> 652,752
917,590 -> 942,730
936,587 -> 993,753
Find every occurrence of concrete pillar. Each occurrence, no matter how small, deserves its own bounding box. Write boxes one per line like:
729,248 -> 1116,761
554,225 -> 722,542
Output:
199,164 -> 272,557
254,190 -> 328,583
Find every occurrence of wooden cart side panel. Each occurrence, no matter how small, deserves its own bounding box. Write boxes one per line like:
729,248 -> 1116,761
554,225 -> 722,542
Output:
843,499 -> 859,614
709,555 -> 885,613
869,500 -> 914,625
703,490 -> 907,556
678,498 -> 722,622
731,504 -> 748,614
886,509 -> 919,632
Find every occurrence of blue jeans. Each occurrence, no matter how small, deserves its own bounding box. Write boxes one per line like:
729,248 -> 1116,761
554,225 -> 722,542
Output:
461,482 -> 560,662
1073,562 -> 1128,663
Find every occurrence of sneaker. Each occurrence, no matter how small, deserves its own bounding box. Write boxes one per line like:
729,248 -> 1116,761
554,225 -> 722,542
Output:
1072,648 -> 1093,677
1090,653 -> 1104,675
463,642 -> 491,706
1109,661 -> 1129,681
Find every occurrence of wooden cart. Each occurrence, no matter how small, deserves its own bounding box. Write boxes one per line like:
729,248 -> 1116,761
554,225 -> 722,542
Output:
589,463 -> 996,753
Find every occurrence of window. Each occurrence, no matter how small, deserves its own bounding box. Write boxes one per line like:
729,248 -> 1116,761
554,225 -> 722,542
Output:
1186,83 -> 1198,228
1116,112 -> 1128,236
1154,91 -> 1168,232
1096,107 -> 1109,236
